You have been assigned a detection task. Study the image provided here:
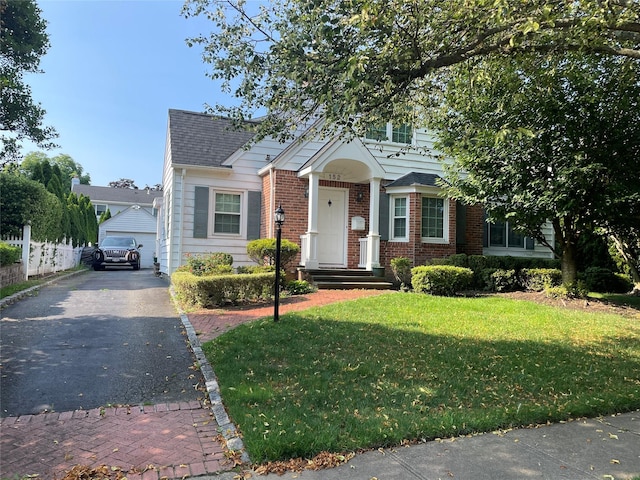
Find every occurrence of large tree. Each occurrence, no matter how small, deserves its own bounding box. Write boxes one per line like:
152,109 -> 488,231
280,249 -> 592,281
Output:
183,0 -> 639,141
429,54 -> 640,285
20,152 -> 91,189
0,0 -> 58,166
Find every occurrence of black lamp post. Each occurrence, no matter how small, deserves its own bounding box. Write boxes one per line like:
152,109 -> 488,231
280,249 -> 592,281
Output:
274,204 -> 285,322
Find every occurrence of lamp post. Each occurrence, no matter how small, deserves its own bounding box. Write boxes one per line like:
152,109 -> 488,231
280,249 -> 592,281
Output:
274,204 -> 285,322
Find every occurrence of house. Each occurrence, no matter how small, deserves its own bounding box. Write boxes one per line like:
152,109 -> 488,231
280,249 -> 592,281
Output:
156,109 -> 554,277
72,183 -> 162,219
71,183 -> 163,268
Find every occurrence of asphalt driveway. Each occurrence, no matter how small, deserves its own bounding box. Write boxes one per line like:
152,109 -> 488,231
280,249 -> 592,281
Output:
0,269 -> 205,417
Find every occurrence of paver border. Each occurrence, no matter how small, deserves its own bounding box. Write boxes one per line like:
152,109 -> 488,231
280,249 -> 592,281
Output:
169,285 -> 251,463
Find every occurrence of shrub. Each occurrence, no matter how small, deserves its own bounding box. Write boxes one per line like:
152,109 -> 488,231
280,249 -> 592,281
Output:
545,281 -> 589,299
0,242 -> 21,266
178,252 -> 234,276
390,257 -> 412,290
411,265 -> 473,296
520,268 -> 562,291
236,265 -> 275,274
286,280 -> 316,295
246,238 -> 300,268
172,271 -> 274,308
581,267 -> 633,293
481,268 -> 520,292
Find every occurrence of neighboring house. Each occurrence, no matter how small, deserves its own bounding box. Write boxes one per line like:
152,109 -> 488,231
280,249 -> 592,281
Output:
157,109 -> 554,277
98,206 -> 157,268
72,183 -> 162,220
72,183 -> 163,268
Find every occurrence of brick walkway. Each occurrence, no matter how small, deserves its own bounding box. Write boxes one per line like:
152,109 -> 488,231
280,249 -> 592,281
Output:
188,289 -> 392,343
0,402 -> 227,479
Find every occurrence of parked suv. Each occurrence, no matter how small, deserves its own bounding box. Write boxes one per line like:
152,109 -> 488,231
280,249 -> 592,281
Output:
92,236 -> 142,270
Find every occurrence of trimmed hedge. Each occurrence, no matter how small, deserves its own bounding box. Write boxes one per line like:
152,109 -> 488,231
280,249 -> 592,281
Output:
0,242 -> 21,266
435,253 -> 560,290
177,252 -> 234,276
246,238 -> 300,267
172,271 -> 275,308
411,265 -> 473,296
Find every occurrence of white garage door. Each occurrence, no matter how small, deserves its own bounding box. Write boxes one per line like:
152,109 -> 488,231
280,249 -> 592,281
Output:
104,231 -> 156,268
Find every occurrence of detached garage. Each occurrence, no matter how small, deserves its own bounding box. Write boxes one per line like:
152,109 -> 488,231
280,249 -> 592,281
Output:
98,206 -> 157,268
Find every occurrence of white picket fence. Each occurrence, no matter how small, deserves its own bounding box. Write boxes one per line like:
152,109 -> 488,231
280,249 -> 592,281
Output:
3,227 -> 85,279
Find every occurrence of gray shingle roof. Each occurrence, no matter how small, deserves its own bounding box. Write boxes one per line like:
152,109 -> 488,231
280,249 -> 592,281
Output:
168,109 -> 257,167
384,172 -> 441,188
72,184 -> 163,205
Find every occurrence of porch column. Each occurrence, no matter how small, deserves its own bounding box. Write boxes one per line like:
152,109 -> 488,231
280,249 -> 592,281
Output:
366,178 -> 381,269
303,172 -> 320,269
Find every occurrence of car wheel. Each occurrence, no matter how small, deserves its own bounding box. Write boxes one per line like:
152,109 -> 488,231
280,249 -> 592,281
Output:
93,264 -> 103,271
133,261 -> 140,271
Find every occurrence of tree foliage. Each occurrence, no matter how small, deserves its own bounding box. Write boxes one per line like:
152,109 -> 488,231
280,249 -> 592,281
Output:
20,151 -> 91,189
0,172 -> 62,241
183,0 -> 640,141
0,170 -> 97,246
108,178 -> 138,189
0,0 -> 58,165
429,54 -> 640,284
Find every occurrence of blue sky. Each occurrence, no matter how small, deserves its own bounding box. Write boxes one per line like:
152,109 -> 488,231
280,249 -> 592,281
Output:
23,0 -> 229,188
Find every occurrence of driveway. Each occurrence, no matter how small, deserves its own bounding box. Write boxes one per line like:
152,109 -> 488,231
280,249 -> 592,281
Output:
0,269 -> 234,479
0,269 -> 204,416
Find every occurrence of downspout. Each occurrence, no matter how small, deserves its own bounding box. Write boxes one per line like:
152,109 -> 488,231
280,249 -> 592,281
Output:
177,168 -> 186,273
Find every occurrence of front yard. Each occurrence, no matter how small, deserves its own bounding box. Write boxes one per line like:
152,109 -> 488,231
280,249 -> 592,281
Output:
202,291 -> 640,464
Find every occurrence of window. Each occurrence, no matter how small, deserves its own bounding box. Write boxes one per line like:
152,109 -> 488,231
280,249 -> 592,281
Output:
95,204 -> 107,217
365,122 -> 413,144
365,124 -> 388,141
484,219 -> 534,249
421,197 -> 444,239
392,124 -> 413,144
214,192 -> 241,234
391,196 -> 408,240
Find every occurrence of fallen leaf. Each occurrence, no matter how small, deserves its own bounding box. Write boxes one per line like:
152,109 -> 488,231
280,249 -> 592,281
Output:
610,459 -> 620,464
608,433 -> 619,440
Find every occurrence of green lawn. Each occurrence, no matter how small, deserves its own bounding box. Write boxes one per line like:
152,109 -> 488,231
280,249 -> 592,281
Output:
202,292 -> 640,463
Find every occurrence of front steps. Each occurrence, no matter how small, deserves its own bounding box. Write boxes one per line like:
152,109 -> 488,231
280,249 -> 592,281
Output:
302,269 -> 394,290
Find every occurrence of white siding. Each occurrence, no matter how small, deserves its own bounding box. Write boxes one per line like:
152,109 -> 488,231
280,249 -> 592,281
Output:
165,151 -> 265,274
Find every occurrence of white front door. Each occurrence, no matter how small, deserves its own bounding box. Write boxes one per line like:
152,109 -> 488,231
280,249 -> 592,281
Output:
317,187 -> 347,267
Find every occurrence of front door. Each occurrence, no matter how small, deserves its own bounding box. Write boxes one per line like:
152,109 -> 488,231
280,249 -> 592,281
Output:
317,187 -> 347,267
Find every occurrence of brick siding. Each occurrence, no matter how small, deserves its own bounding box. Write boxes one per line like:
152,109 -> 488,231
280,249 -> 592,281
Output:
265,169 -> 484,272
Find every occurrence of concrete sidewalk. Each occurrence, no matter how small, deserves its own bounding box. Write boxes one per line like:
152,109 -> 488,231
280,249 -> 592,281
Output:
210,410 -> 640,480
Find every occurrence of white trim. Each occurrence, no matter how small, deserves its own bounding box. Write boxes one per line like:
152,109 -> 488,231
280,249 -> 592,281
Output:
421,197 -> 449,244
363,122 -> 416,146
173,163 -> 233,176
210,189 -> 244,238
389,194 -> 409,242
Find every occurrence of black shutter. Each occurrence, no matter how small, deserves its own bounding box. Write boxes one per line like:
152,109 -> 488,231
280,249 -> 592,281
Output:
193,186 -> 209,238
247,191 -> 261,240
379,193 -> 389,241
525,237 -> 535,250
